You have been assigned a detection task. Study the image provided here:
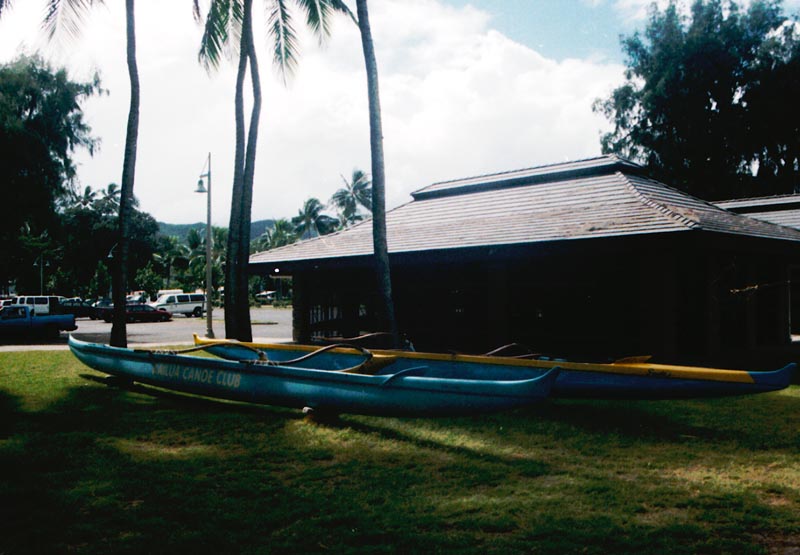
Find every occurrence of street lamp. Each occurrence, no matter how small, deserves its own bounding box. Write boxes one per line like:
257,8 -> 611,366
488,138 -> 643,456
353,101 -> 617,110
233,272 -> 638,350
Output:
33,254 -> 49,295
196,152 -> 215,338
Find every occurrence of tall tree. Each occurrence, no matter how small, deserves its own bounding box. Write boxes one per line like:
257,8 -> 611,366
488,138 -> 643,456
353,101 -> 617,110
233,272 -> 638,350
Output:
74,186 -> 98,208
594,0 -> 800,200
195,0 -> 348,341
57,191 -> 158,299
0,55 -> 99,295
227,0 -> 260,341
10,0 -> 143,346
106,0 -> 140,347
254,218 -> 297,251
153,234 -> 189,289
354,0 -> 400,347
292,198 -> 338,238
330,168 -> 371,226
96,182 -> 122,215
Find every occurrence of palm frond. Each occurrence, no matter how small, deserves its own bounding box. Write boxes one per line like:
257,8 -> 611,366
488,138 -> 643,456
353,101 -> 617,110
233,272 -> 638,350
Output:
192,0 -> 202,22
42,0 -> 102,43
0,0 -> 13,17
327,0 -> 357,24
268,0 -> 299,81
351,168 -> 369,187
197,0 -> 242,71
295,0 -> 331,45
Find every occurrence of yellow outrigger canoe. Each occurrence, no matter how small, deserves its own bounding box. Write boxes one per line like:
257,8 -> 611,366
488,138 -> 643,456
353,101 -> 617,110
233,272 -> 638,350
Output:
193,335 -> 796,399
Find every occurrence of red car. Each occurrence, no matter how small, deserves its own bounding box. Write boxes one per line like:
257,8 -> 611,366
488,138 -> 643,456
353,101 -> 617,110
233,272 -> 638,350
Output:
103,303 -> 171,323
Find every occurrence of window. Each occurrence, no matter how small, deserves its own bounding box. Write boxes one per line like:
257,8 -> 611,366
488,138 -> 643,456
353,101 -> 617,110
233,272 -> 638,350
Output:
2,307 -> 25,319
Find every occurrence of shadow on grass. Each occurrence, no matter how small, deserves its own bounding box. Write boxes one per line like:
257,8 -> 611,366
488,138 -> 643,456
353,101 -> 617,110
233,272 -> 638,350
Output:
1,368 -> 798,554
78,373 -> 555,476
525,393 -> 800,449
0,334 -> 69,346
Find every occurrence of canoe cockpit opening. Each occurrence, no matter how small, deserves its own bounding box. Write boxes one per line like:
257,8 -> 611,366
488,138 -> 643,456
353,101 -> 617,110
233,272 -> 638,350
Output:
338,354 -> 398,375
137,342 -> 268,361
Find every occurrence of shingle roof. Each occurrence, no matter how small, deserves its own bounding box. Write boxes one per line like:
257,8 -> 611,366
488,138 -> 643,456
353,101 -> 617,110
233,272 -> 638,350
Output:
412,155 -> 644,199
250,156 -> 800,266
716,195 -> 800,230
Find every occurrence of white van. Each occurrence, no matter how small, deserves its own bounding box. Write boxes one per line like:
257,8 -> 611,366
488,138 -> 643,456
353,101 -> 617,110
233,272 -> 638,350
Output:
255,290 -> 276,304
150,292 -> 205,317
12,295 -> 65,316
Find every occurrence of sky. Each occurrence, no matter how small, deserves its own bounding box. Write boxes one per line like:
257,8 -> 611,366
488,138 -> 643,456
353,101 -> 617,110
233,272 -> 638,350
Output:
0,0 -> 798,226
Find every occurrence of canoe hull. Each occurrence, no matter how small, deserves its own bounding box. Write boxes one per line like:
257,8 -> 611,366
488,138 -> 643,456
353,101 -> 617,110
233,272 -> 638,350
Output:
69,337 -> 558,416
193,337 -> 796,400
549,367 -> 793,399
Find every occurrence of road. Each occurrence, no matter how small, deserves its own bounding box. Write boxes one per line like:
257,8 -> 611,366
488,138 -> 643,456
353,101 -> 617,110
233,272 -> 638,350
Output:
0,306 -> 293,351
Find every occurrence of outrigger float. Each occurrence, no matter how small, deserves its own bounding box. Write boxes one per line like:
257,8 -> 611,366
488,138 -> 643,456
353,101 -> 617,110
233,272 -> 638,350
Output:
192,335 -> 796,400
68,336 -> 559,417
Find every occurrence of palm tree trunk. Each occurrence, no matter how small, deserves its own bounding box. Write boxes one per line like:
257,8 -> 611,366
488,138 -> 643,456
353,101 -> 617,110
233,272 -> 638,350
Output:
234,6 -> 262,343
355,0 -> 400,348
110,0 -> 139,348
224,0 -> 251,340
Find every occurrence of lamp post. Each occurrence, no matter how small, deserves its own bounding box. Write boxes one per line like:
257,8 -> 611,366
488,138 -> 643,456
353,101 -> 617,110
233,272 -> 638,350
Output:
196,152 -> 215,338
33,254 -> 48,295
38,255 -> 43,295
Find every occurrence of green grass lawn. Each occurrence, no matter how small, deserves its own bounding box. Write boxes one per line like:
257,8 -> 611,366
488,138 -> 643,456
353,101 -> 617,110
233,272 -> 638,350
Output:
1,350 -> 798,554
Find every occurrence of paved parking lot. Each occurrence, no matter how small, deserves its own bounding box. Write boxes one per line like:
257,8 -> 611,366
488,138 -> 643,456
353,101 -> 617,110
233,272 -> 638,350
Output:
0,307 -> 293,351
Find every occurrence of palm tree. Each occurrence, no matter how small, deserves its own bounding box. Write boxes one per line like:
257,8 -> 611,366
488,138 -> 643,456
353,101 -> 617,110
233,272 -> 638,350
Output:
330,168 -> 371,227
95,182 -> 121,215
211,226 -> 227,259
353,0 -> 399,347
75,185 -> 97,208
186,227 -> 210,287
182,225 -> 226,294
270,218 -> 297,248
253,218 -> 296,251
292,198 -> 339,239
195,0 -> 349,341
1,0 -> 140,347
153,235 -> 188,289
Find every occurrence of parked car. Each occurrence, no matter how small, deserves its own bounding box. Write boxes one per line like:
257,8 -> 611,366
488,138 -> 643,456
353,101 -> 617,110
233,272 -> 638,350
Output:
11,295 -> 65,316
92,298 -> 114,320
103,303 -> 171,323
255,290 -> 276,305
60,297 -> 101,319
126,291 -> 149,304
0,305 -> 77,339
150,292 -> 205,317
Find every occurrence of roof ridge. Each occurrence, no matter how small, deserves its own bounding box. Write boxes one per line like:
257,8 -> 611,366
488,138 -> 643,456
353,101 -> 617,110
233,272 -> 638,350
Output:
412,155 -> 644,201
618,172 -> 702,230
429,154 -> 619,185
717,192 -> 800,204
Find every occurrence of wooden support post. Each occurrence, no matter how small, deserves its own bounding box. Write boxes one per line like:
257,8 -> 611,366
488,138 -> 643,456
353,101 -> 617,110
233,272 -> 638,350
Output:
292,273 -> 310,343
706,255 -> 722,359
487,262 -> 509,349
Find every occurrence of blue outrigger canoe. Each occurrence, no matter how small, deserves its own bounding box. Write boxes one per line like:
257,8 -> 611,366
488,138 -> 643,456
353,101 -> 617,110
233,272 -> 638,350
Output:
68,336 -> 559,416
193,335 -> 796,400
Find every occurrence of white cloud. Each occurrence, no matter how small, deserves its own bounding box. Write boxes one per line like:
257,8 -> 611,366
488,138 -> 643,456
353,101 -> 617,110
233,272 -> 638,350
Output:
0,0 -> 624,226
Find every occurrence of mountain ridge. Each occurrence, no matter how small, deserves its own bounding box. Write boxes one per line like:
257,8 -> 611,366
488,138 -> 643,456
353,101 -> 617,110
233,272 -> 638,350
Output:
158,219 -> 275,243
